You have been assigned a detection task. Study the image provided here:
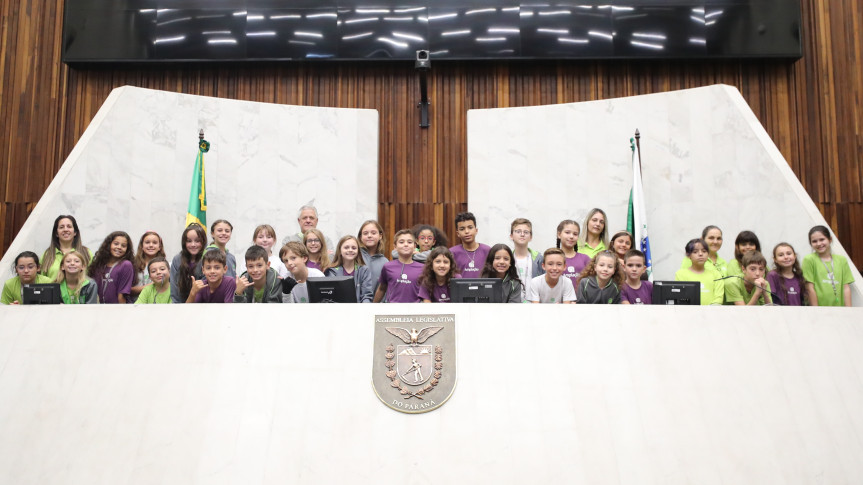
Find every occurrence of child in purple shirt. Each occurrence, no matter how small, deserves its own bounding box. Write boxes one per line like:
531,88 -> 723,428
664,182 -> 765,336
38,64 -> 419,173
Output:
448,211 -> 490,278
419,247 -> 461,303
88,231 -> 137,304
620,249 -> 653,305
188,249 -> 236,303
767,242 -> 805,306
374,229 -> 423,303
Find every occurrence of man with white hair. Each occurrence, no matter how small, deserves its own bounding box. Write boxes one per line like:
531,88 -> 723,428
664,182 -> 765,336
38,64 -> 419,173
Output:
283,205 -> 334,256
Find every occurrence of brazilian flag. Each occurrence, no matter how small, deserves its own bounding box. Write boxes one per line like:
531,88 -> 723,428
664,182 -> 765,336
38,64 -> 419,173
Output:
185,138 -> 210,230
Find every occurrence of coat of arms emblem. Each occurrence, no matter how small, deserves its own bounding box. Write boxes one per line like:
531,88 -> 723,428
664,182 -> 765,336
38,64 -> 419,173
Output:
372,314 -> 456,413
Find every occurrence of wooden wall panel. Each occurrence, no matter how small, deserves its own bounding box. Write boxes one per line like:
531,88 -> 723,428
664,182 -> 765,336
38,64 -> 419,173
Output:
2,0 -> 862,269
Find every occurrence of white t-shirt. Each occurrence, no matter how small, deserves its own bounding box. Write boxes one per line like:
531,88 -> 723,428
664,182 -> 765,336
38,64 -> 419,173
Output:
285,267 -> 326,303
514,254 -> 533,300
526,274 -> 577,303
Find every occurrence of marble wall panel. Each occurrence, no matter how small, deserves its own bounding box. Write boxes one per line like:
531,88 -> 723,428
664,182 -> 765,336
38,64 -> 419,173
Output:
0,87 -> 378,281
467,84 -> 863,304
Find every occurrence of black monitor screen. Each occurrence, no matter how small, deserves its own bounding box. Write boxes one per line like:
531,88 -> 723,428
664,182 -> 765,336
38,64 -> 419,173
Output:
652,280 -> 700,305
450,278 -> 503,303
23,284 -> 63,305
307,276 -> 358,303
62,0 -> 801,63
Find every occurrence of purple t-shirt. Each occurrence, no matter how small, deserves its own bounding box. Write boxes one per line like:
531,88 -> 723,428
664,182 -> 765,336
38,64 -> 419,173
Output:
307,260 -> 321,271
418,274 -> 461,302
767,271 -> 804,306
621,280 -> 653,305
379,260 -> 423,302
96,260 -> 134,304
449,244 -> 491,278
562,253 -> 591,289
194,276 -> 237,303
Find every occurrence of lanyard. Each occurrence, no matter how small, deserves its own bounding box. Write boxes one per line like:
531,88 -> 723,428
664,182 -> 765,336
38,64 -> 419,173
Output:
821,258 -> 839,303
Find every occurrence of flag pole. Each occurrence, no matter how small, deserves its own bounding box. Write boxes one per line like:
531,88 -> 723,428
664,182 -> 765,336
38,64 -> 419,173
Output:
634,128 -> 642,176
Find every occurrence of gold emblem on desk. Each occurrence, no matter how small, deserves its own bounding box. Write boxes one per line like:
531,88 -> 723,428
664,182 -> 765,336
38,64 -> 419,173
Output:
373,314 -> 456,414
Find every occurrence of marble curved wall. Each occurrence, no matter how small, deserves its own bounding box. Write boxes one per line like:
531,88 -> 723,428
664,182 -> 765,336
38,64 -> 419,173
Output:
0,87 -> 378,282
467,84 -> 862,305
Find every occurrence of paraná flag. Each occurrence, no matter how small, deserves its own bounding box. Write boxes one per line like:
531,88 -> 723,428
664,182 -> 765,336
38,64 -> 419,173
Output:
626,136 -> 653,281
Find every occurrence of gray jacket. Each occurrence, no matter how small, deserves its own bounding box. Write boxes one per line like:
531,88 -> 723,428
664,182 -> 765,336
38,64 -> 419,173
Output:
169,253 -> 185,303
360,248 -> 388,293
324,265 -> 374,303
527,248 -> 548,277
62,278 -> 99,304
576,275 -> 621,304
500,275 -> 524,303
233,268 -> 282,303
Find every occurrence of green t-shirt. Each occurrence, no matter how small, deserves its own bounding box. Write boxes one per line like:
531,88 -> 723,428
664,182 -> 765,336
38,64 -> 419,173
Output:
578,240 -> 607,259
40,247 -> 93,282
726,259 -> 743,278
136,283 -> 172,304
60,279 -> 96,304
725,277 -> 772,305
802,253 -> 854,306
674,266 -> 724,305
1,275 -> 53,304
680,255 -> 728,278
254,286 -> 265,303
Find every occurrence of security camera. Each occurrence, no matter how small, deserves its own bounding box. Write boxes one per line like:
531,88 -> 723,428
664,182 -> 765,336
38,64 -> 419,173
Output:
415,50 -> 430,70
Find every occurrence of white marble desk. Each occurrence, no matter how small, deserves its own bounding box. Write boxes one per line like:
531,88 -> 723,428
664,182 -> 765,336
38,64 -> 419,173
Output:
1,303 -> 861,484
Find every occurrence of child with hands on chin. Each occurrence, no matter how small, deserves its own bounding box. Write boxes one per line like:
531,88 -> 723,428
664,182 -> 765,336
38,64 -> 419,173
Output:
726,251 -> 773,306
234,245 -> 283,303
187,249 -> 236,303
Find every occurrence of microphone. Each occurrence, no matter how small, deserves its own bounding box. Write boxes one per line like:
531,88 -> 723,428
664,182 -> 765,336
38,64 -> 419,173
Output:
713,274 -> 783,306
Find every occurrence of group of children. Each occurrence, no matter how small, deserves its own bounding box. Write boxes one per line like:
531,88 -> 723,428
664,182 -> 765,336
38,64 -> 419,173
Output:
673,225 -> 854,306
0,211 -> 855,307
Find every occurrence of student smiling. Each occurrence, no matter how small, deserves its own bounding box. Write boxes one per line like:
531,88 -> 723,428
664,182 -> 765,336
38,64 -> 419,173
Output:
526,248 -> 576,304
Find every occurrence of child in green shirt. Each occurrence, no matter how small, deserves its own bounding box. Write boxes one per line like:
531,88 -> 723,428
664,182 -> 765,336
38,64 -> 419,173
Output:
136,257 -> 172,304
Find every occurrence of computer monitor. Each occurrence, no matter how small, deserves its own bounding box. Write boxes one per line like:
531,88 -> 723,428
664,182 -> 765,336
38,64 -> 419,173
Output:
307,276 -> 358,303
652,281 -> 701,305
22,283 -> 62,305
450,278 -> 503,303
